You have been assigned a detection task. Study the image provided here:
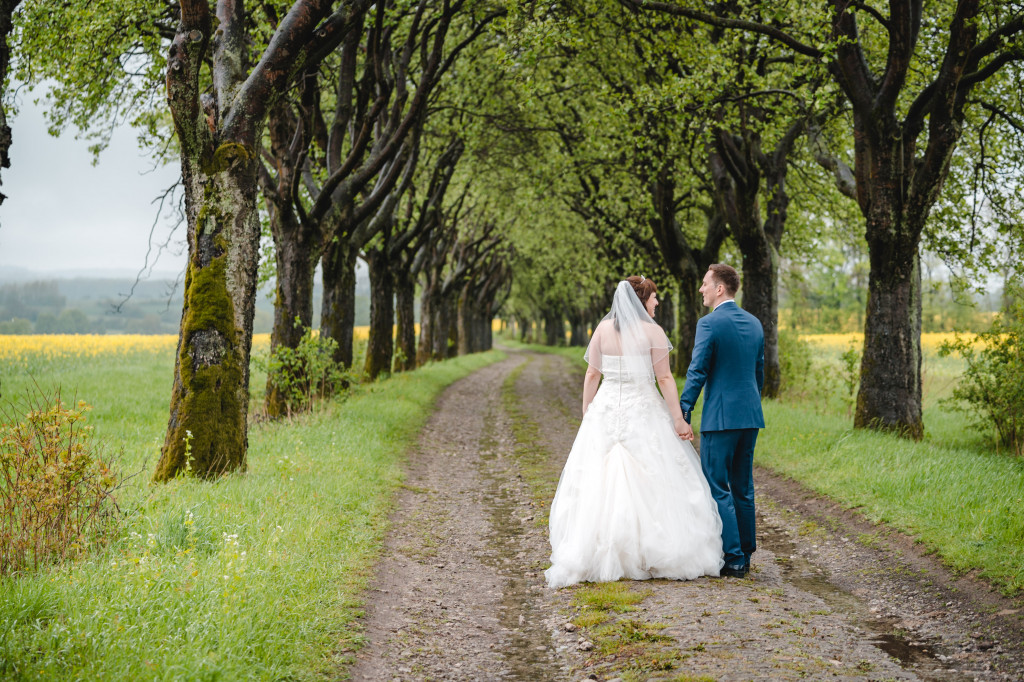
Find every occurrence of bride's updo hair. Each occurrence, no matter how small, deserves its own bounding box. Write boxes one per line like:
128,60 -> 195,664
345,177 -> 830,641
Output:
626,276 -> 657,308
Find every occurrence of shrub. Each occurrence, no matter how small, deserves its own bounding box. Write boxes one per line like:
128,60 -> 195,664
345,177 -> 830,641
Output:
777,329 -> 846,413
260,325 -> 353,416
840,341 -> 861,417
0,390 -> 121,574
778,328 -> 813,398
940,291 -> 1024,456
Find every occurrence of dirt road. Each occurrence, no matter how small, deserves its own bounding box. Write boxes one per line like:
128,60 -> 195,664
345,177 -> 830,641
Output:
347,348 -> 1024,681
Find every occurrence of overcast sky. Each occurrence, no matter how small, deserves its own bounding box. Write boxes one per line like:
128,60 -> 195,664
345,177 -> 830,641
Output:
0,88 -> 185,277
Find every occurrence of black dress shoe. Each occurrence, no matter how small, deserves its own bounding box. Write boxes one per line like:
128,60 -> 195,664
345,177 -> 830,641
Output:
720,565 -> 749,578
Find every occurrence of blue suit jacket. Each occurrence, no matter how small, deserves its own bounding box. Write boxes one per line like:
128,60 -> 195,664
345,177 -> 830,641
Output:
679,300 -> 765,432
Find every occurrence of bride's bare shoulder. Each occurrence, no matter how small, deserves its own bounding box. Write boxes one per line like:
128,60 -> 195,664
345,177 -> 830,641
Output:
644,322 -> 670,343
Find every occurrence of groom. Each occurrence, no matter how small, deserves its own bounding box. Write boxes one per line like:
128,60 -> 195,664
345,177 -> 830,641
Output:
678,264 -> 765,579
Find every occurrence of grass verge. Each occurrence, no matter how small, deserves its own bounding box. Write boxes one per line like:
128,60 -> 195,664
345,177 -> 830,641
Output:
758,402 -> 1024,595
0,348 -> 504,680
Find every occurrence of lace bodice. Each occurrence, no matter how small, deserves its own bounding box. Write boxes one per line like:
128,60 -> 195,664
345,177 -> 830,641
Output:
585,356 -> 669,443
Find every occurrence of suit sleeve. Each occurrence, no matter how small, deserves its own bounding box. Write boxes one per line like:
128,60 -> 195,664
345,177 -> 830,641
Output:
756,331 -> 765,395
679,317 -> 712,415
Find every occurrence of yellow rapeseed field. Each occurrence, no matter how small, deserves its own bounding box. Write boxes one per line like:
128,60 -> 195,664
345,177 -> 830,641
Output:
803,332 -> 982,352
0,330 -> 382,363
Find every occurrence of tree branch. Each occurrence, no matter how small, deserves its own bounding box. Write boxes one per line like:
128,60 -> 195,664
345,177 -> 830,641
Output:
620,0 -> 824,58
221,0 -> 335,144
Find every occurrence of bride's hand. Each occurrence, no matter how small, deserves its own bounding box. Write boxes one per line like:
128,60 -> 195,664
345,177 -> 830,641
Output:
674,416 -> 694,441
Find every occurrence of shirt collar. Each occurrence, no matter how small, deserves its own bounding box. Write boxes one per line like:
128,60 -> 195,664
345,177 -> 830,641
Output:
713,298 -> 736,312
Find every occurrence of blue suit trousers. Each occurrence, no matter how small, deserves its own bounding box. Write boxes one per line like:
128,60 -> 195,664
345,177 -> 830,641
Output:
700,429 -> 758,568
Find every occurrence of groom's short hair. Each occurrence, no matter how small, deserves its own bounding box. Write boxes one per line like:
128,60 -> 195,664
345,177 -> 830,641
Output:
708,264 -> 740,296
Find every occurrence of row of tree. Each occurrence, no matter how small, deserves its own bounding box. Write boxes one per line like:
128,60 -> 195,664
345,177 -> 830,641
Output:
1,0 -> 1022,480
491,0 -> 1023,440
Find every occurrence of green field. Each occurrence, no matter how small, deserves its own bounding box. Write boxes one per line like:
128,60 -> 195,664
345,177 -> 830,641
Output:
0,338 -> 503,680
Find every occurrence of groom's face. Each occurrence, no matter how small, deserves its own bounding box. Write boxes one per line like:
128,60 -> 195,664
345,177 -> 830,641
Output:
699,271 -> 723,308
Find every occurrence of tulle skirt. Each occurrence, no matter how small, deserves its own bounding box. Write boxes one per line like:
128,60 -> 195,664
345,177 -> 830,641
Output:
545,377 -> 724,588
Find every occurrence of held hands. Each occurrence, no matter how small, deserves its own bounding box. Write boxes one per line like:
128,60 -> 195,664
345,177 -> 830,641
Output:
674,416 -> 694,441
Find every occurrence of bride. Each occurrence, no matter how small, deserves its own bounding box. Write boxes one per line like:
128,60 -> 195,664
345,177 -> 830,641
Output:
545,276 -> 724,588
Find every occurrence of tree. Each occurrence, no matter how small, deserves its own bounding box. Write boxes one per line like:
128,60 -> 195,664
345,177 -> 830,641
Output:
629,0 -> 1024,438
153,0 -> 359,480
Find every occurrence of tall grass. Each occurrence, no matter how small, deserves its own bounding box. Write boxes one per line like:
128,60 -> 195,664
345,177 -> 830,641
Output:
501,335 -> 1024,596
0,337 -> 503,679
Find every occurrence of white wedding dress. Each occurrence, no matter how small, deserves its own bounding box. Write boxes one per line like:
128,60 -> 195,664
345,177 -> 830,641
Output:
545,283 -> 724,589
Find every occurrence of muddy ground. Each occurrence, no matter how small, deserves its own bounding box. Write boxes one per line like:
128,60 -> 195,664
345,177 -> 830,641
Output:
346,348 -> 1024,681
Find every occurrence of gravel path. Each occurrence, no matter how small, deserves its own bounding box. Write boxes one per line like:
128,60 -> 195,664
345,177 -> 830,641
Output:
347,348 -> 1024,681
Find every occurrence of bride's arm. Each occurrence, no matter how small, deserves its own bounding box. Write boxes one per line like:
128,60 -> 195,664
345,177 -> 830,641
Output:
582,366 -> 601,416
653,351 -> 693,440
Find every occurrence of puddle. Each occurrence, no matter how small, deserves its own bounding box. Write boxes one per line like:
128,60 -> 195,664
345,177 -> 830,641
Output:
474,402 -> 562,680
760,522 -> 965,681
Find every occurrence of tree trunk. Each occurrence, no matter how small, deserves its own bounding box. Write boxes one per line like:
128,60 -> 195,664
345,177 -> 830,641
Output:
568,310 -> 587,347
544,311 -> 562,346
0,0 -> 21,205
263,100 -> 318,417
394,269 -> 417,371
675,273 -> 702,374
446,299 -> 459,358
431,298 -> 452,361
649,172 -> 725,373
854,216 -> 924,439
710,128 -> 789,399
738,237 -> 781,398
155,149 -> 261,481
516,315 -> 530,342
364,247 -> 394,380
456,289 -> 471,356
320,237 -> 358,368
265,208 -> 315,417
417,286 -> 436,365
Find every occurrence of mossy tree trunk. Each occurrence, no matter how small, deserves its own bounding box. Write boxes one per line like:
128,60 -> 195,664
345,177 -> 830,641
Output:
155,0 -> 339,481
456,288 -> 472,356
416,284 -> 436,366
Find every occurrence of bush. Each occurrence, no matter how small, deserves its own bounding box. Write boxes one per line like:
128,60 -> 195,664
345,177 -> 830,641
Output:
259,326 -> 353,417
0,318 -> 33,334
778,329 -> 836,407
0,390 -> 122,574
940,290 -> 1024,456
